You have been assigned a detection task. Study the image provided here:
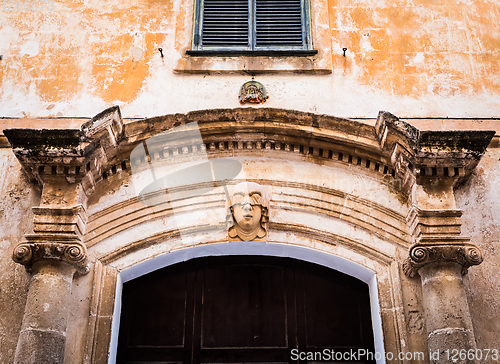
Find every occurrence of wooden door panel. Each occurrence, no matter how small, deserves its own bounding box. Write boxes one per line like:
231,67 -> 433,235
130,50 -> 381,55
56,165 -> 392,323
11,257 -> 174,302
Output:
302,269 -> 368,348
201,264 -> 288,348
126,270 -> 190,347
117,262 -> 197,363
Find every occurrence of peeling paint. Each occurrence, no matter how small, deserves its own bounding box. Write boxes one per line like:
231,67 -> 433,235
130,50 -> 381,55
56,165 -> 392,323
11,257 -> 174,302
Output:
0,0 -> 500,117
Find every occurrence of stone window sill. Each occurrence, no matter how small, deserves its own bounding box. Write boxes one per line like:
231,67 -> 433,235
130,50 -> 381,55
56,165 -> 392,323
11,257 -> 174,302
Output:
185,50 -> 318,57
174,50 -> 330,74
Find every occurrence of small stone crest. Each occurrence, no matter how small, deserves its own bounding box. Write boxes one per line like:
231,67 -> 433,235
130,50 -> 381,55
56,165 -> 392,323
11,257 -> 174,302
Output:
239,81 -> 268,104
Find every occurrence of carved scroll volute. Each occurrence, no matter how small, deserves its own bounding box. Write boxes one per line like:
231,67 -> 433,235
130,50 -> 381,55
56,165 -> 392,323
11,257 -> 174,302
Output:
12,240 -> 89,275
403,243 -> 483,278
227,182 -> 269,242
12,243 -> 33,265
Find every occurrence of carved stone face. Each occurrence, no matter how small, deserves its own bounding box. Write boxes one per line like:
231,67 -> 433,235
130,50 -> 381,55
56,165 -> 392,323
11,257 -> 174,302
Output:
228,182 -> 268,241
232,192 -> 263,231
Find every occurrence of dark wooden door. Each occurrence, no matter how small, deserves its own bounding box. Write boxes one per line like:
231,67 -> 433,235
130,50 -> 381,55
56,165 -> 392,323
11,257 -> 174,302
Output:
117,256 -> 376,363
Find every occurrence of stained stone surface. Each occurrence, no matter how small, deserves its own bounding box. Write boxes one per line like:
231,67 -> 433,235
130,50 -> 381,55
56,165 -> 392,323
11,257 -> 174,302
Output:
0,110 -> 498,364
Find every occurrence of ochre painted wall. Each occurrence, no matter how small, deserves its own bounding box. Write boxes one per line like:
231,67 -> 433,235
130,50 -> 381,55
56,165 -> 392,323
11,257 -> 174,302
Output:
1,0 -> 500,117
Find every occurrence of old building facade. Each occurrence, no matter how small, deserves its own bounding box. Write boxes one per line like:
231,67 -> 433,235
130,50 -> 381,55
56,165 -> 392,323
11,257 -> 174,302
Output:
1,0 -> 500,363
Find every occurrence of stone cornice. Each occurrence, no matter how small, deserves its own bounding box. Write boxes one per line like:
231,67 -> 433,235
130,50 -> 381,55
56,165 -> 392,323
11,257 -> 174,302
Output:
3,107 -> 495,200
407,207 -> 463,239
375,111 -> 495,188
3,106 -> 124,186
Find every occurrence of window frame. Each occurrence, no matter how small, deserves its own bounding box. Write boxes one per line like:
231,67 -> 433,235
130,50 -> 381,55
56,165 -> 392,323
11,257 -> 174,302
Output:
187,0 -> 317,56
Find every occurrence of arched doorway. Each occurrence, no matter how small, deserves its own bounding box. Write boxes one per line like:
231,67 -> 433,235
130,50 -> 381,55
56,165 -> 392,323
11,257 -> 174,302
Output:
116,255 -> 376,363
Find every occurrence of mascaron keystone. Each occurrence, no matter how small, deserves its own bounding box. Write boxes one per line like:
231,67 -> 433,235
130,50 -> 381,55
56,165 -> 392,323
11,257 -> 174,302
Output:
403,243 -> 483,278
227,182 -> 269,241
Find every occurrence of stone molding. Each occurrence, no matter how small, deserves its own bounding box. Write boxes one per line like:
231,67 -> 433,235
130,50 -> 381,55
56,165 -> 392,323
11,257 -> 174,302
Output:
407,207 -> 463,239
402,240 -> 483,278
32,204 -> 88,239
12,234 -> 89,274
404,206 -> 484,277
84,178 -> 410,250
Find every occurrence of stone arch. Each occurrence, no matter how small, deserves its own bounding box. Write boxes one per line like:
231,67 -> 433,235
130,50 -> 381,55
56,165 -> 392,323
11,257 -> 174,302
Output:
87,239 -> 404,364
5,107 -> 493,364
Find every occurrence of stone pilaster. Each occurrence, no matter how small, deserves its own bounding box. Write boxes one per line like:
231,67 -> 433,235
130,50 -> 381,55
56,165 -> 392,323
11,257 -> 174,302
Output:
4,106 -> 124,363
419,262 -> 479,363
12,185 -> 89,364
14,260 -> 76,364
404,207 -> 483,363
375,111 -> 493,363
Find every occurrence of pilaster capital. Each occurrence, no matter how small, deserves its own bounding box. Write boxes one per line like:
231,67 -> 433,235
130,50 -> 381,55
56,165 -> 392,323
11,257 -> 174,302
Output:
13,204 -> 90,274
403,239 -> 483,278
12,234 -> 89,274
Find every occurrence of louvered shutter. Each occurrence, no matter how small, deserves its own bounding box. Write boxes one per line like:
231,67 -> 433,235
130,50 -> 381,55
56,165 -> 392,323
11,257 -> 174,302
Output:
191,0 -> 314,52
255,0 -> 304,48
201,0 -> 250,48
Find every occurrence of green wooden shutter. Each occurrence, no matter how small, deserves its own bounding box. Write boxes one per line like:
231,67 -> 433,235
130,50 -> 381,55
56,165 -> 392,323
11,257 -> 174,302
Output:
255,0 -> 304,48
201,0 -> 250,48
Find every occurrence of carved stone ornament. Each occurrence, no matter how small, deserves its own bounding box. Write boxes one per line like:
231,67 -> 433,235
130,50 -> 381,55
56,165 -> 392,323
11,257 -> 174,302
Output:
227,182 -> 269,241
375,111 -> 495,193
239,81 -> 268,104
402,243 -> 483,278
12,236 -> 89,274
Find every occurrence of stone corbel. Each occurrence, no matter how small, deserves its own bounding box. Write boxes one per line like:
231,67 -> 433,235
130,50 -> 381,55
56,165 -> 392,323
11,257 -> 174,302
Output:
3,105 -> 125,194
375,111 -> 495,195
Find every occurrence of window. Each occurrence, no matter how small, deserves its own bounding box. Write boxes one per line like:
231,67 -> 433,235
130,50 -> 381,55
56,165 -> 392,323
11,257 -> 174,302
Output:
187,0 -> 317,56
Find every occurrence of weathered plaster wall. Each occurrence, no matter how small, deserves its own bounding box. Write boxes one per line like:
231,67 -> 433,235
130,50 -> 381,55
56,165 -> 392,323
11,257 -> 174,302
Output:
1,0 -> 500,117
455,148 -> 500,354
0,151 -> 38,363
